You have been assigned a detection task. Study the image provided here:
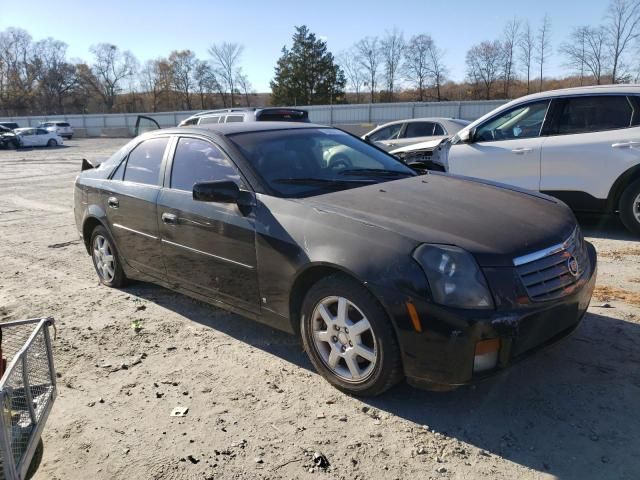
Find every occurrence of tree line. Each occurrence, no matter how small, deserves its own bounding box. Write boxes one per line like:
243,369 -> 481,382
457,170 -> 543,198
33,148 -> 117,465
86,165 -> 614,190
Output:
1,0 -> 639,116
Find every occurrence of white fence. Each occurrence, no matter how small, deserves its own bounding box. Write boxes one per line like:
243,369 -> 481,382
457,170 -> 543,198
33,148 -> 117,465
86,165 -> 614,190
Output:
0,100 -> 507,137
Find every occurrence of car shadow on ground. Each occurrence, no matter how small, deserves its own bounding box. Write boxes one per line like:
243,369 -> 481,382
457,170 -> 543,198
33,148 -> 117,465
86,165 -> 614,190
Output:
123,280 -> 640,480
577,214 -> 638,241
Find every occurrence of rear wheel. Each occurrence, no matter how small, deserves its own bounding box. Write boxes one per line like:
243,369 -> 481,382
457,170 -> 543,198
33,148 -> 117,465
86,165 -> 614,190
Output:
300,274 -> 403,396
90,225 -> 127,287
46,139 -> 57,147
619,179 -> 640,236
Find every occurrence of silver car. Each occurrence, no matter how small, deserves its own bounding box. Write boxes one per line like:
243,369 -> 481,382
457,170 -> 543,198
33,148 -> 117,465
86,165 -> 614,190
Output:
363,117 -> 470,151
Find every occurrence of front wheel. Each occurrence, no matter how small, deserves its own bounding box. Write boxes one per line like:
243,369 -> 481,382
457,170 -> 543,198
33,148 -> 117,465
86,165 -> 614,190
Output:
619,179 -> 640,236
300,275 -> 403,396
90,225 -> 127,287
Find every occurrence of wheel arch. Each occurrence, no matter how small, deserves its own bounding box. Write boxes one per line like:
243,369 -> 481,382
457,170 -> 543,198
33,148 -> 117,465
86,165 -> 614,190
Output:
81,215 -> 106,254
607,163 -> 640,211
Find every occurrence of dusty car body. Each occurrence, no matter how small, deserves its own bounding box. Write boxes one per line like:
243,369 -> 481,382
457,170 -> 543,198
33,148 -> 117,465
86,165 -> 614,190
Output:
74,122 -> 596,395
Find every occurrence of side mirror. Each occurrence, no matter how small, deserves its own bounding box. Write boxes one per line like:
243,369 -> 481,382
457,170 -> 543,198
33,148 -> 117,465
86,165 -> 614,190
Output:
458,128 -> 475,144
193,181 -> 240,203
363,135 -> 371,143
193,181 -> 255,207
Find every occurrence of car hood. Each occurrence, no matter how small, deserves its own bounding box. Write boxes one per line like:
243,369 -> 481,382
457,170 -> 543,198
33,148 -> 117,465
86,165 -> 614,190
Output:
300,174 -> 576,267
390,138 -> 448,154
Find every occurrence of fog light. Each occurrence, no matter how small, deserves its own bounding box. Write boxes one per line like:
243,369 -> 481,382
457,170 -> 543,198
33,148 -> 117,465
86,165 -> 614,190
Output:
473,339 -> 501,372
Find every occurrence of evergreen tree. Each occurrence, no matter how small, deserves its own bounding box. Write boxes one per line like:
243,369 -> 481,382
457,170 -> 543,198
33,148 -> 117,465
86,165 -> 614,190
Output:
271,26 -> 345,105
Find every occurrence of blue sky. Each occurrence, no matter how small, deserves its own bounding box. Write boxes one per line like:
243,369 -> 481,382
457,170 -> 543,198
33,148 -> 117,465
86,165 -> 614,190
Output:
2,0 -> 611,91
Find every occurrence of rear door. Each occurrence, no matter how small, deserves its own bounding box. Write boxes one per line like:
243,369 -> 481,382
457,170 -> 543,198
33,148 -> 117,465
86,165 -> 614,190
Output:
105,136 -> 170,278
35,129 -> 51,146
392,121 -> 437,149
447,100 -> 550,191
540,94 -> 640,207
157,136 -> 259,312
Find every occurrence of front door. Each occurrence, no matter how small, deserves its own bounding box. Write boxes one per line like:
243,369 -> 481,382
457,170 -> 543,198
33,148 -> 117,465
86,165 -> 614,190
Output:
106,136 -> 170,278
157,136 -> 259,312
448,100 -> 551,191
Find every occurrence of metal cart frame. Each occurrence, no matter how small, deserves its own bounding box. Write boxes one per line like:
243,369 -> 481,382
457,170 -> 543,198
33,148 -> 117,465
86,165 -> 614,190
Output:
0,318 -> 56,480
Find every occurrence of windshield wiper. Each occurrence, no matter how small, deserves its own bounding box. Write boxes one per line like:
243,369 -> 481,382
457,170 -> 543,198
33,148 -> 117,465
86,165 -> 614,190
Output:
272,177 -> 377,187
338,168 -> 415,177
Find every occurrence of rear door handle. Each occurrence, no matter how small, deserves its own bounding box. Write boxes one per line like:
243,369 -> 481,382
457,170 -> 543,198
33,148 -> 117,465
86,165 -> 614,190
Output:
611,141 -> 640,148
162,212 -> 178,225
107,197 -> 119,208
511,148 -> 532,154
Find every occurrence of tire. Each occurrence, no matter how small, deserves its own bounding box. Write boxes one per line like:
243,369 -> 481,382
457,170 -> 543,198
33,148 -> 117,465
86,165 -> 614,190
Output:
300,274 -> 403,396
89,225 -> 127,287
46,139 -> 57,147
619,179 -> 640,236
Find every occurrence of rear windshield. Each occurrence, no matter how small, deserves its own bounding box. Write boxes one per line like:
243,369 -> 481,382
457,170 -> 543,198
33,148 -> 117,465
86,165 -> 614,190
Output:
256,109 -> 309,122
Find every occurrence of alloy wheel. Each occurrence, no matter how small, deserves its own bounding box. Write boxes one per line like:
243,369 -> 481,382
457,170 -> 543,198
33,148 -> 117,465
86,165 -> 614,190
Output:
93,234 -> 116,283
634,192 -> 640,223
311,296 -> 378,383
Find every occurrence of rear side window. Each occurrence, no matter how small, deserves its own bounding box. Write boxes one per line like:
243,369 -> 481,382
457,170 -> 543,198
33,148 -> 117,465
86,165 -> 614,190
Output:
405,122 -> 435,138
58,122 -> 70,127
225,115 -> 243,123
123,137 -> 168,186
434,123 -> 445,135
170,138 -> 241,191
199,116 -> 221,125
555,96 -> 634,135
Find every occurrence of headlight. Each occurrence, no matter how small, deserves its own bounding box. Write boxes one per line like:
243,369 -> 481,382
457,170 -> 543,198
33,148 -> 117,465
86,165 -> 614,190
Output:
413,244 -> 494,309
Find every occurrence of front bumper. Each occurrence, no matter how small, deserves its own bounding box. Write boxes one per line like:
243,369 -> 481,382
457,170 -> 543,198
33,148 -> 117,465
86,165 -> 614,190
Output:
371,242 -> 597,388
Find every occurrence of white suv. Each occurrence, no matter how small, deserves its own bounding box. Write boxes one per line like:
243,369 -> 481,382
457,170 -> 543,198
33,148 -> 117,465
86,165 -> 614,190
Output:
438,85 -> 640,235
38,121 -> 73,139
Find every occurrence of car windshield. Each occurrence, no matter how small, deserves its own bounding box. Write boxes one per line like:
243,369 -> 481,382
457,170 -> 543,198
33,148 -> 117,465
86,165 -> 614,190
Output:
228,128 -> 416,198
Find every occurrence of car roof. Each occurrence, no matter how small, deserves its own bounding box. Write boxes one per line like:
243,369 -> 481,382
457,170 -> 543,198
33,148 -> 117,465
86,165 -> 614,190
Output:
152,121 -> 324,137
512,84 -> 640,102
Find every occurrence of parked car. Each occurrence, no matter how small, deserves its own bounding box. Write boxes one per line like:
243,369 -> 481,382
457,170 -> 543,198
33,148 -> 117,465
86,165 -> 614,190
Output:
14,128 -> 63,147
0,122 -> 19,130
74,122 -> 596,396
363,118 -> 470,151
416,85 -> 640,235
38,121 -> 73,139
178,108 -> 309,127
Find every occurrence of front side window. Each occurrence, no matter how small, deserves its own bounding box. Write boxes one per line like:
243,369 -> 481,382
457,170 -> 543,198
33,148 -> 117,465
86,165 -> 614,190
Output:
554,95 -> 634,135
404,122 -> 435,138
433,123 -> 445,135
225,115 -> 243,123
368,124 -> 402,142
475,100 -> 550,142
36,129 -> 48,135
170,138 -> 241,191
123,137 -> 169,186
229,128 -> 415,198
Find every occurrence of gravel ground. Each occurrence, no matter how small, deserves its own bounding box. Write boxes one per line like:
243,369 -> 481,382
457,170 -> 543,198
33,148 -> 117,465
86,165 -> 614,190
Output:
0,139 -> 639,480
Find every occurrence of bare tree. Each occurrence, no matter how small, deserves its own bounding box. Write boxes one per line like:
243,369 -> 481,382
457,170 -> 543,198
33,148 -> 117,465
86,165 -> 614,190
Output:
606,0 -> 640,83
466,40 -> 504,100
87,43 -> 136,111
193,60 -> 221,109
380,28 -> 405,100
355,37 -> 381,103
236,72 -> 255,107
338,48 -> 366,102
519,21 -> 535,93
403,34 -> 448,101
536,14 -> 552,91
34,38 -> 78,113
140,58 -> 173,112
0,28 -> 40,113
561,26 -> 609,84
208,42 -> 244,107
169,50 -> 197,110
502,18 -> 520,97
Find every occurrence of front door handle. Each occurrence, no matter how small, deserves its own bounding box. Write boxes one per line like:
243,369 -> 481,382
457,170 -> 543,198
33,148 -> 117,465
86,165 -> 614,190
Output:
107,197 -> 119,208
162,212 -> 178,225
511,148 -> 533,154
611,141 -> 640,148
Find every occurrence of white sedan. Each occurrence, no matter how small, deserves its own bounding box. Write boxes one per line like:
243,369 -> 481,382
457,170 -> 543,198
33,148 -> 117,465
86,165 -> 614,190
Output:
14,128 -> 64,147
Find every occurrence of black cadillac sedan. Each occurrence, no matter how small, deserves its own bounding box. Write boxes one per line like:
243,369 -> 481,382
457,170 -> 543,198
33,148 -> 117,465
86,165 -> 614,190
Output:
74,122 -> 597,396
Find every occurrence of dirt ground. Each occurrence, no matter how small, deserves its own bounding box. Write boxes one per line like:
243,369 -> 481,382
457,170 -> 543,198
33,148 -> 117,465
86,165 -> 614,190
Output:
0,139 -> 639,480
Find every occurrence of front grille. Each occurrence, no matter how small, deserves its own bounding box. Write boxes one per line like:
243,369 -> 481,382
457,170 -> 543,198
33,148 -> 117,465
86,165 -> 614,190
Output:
514,227 -> 589,302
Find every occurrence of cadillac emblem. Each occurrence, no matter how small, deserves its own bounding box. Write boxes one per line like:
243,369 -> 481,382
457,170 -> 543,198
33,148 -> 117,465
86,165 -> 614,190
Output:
567,256 -> 580,277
